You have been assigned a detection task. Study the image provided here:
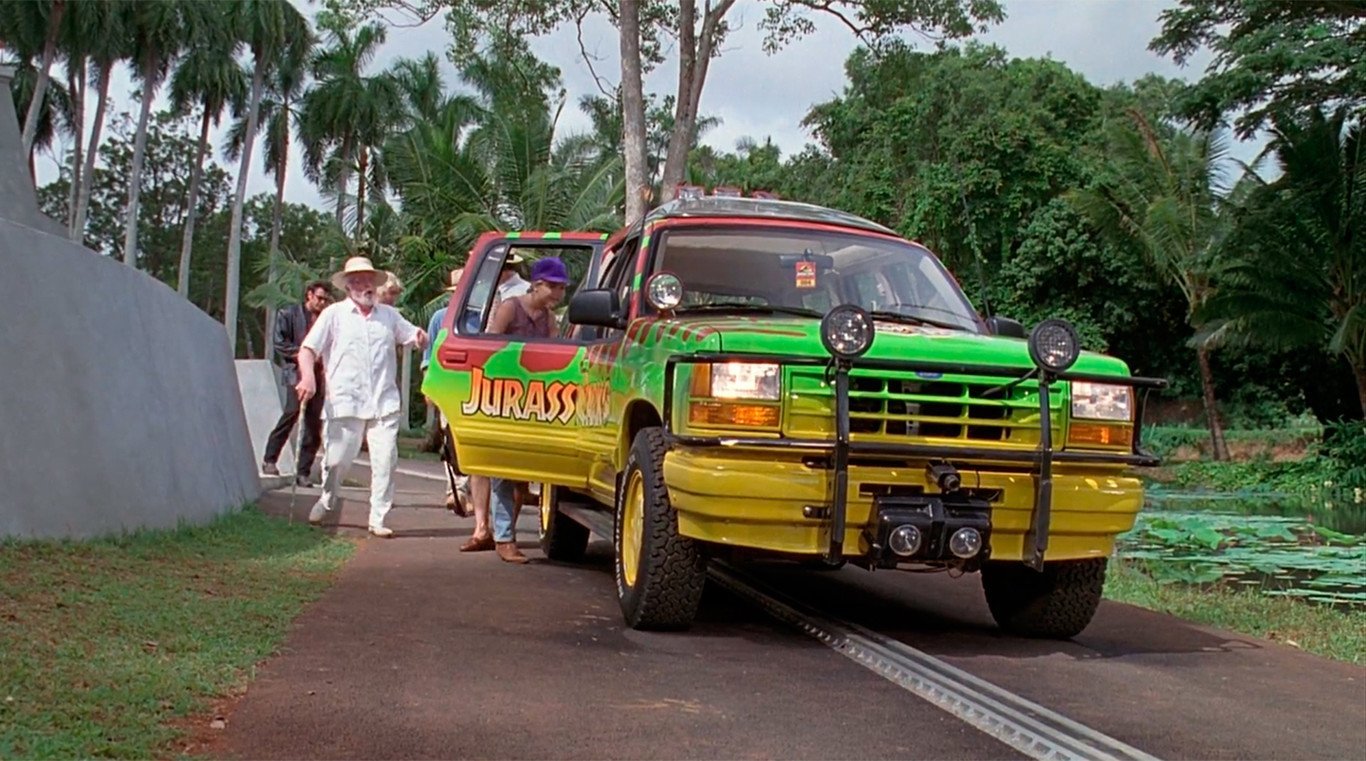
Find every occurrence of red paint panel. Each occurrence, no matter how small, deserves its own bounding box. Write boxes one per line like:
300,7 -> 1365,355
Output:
519,343 -> 579,373
439,339 -> 510,370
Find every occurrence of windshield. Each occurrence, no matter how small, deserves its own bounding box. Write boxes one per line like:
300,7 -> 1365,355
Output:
651,227 -> 982,332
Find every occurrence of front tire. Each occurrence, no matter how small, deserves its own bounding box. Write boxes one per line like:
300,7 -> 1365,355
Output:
539,484 -> 590,562
614,428 -> 706,630
981,558 -> 1107,639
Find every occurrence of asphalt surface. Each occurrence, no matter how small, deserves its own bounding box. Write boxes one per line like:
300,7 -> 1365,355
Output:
218,458 -> 1365,760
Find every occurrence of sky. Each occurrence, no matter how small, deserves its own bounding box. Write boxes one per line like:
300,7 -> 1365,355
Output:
34,0 -> 1240,213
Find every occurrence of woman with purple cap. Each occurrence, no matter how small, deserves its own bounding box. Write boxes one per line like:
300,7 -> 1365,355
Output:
468,256 -> 571,563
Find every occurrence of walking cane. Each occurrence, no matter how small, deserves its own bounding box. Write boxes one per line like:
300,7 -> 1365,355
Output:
287,399 -> 307,524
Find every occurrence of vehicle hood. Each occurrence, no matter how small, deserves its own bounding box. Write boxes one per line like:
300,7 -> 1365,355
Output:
682,315 -> 1132,378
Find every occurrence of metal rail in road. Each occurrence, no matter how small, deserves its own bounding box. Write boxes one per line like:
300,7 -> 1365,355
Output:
564,505 -> 1160,761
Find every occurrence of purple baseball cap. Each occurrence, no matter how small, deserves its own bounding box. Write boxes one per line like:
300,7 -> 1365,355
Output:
530,257 -> 570,284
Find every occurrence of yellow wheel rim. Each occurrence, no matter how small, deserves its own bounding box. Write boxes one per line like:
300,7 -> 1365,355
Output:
539,484 -> 552,536
621,470 -> 645,587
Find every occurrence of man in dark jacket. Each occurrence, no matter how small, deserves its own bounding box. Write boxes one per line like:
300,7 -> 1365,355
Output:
262,281 -> 332,485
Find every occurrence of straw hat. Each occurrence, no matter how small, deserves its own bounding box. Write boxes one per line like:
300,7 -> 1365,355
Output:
331,256 -> 388,290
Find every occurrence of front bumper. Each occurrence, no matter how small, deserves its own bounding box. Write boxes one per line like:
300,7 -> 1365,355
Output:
662,353 -> 1166,569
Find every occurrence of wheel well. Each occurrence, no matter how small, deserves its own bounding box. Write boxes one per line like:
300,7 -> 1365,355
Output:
620,400 -> 663,469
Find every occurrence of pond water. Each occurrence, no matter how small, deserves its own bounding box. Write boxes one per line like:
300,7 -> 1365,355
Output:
1116,488 -> 1366,608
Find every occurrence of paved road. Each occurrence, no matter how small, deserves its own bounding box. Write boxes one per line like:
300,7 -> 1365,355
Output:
217,460 -> 1364,760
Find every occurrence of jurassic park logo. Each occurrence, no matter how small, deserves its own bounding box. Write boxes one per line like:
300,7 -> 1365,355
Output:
460,367 -> 611,426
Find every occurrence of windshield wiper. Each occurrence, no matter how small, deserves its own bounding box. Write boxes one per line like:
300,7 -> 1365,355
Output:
676,303 -> 824,318
867,310 -> 971,332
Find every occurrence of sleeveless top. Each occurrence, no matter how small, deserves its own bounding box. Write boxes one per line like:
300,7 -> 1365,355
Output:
506,298 -> 553,338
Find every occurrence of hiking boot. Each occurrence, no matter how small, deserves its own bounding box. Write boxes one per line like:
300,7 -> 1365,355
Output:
308,499 -> 330,525
262,462 -> 280,476
496,542 -> 528,564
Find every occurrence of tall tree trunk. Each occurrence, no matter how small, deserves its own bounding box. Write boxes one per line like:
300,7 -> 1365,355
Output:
73,65 -> 111,243
1195,344 -> 1229,461
334,136 -> 353,229
355,146 -> 368,239
20,0 -> 64,156
63,59 -> 84,230
264,135 -> 289,365
177,109 -> 212,297
122,57 -> 159,268
225,60 -> 266,354
658,0 -> 733,194
618,0 -> 648,224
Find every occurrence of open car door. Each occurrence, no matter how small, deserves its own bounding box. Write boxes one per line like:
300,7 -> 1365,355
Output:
422,231 -> 609,488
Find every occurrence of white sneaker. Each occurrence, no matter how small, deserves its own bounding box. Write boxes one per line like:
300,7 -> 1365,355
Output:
308,499 -> 330,525
368,526 -> 394,538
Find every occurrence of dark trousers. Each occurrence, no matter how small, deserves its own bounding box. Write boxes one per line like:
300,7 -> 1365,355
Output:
263,381 -> 324,474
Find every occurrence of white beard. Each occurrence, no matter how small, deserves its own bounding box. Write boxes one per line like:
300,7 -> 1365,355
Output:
352,291 -> 376,309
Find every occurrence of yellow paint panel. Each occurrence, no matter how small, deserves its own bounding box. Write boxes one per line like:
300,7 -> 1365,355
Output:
663,448 -> 1141,561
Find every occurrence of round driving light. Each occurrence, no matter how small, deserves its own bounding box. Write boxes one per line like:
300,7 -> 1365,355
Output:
821,304 -> 874,359
888,524 -> 922,557
948,528 -> 983,558
645,272 -> 683,310
1028,318 -> 1080,374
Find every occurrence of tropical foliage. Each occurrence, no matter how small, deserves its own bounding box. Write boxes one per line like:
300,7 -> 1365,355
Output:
3,0 -> 1364,432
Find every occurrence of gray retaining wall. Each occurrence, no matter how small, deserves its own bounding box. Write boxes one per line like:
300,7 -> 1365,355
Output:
0,66 -> 260,540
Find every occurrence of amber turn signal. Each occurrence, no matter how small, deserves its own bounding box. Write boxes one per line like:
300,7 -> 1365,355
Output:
1067,422 -> 1133,448
688,401 -> 780,428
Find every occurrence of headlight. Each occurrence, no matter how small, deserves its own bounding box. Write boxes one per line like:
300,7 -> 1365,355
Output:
1028,318 -> 1080,374
1071,382 -> 1133,421
645,272 -> 683,310
821,305 -> 874,359
708,362 -> 780,400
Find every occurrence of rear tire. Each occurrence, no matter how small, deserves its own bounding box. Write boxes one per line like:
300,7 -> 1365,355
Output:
539,484 -> 590,562
981,558 -> 1107,639
614,428 -> 705,630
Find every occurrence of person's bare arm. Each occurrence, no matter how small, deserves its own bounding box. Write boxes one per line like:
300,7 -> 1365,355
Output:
488,299 -> 517,335
296,347 -> 318,402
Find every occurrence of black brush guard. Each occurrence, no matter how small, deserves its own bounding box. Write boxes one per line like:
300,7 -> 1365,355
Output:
661,352 -> 1168,571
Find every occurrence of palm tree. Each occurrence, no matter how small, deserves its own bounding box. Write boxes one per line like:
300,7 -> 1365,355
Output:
4,0 -> 65,157
1070,109 -> 1235,459
121,0 -> 185,268
169,1 -> 245,297
69,0 -> 126,244
1202,107 -> 1366,416
222,0 -> 312,354
5,57 -> 69,177
299,18 -> 400,237
226,45 -> 308,361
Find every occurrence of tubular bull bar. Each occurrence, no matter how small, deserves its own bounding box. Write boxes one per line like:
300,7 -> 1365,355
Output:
661,352 -> 1169,571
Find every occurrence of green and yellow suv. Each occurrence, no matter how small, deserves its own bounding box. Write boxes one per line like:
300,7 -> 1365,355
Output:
423,195 -> 1165,638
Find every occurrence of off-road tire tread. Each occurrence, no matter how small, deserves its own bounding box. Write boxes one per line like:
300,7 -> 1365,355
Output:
982,558 -> 1107,639
541,487 -> 591,562
616,428 -> 705,630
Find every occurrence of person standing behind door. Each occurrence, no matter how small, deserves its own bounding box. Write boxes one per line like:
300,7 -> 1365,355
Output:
262,280 -> 332,485
481,256 -> 570,564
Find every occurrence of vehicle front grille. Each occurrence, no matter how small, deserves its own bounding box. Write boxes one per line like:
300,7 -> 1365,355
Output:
785,367 -> 1062,448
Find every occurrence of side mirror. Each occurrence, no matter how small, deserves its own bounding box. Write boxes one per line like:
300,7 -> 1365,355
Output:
568,289 -> 624,328
985,316 -> 1026,338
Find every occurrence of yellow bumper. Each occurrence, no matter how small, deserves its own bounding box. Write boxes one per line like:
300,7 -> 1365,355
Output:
662,446 -> 1142,561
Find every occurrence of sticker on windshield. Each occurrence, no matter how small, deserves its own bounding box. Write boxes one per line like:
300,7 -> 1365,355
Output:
795,261 -> 816,289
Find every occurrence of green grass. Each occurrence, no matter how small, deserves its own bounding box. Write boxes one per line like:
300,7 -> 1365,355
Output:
0,507 -> 354,759
1104,560 -> 1366,664
397,434 -> 440,462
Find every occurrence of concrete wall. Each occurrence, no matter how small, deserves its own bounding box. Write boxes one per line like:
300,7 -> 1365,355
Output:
0,67 -> 260,540
236,359 -> 296,477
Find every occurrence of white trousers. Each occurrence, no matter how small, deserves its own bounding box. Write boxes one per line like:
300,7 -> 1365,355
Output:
319,412 -> 401,530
